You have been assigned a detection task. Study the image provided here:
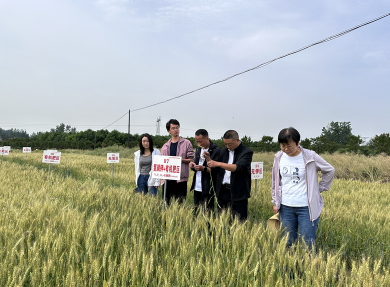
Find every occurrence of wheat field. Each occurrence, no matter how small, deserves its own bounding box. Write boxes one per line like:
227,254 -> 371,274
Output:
1,148 -> 390,286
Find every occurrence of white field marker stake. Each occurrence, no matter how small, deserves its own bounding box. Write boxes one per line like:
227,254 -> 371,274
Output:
107,153 -> 120,186
151,155 -> 182,210
251,162 -> 263,197
0,147 -> 10,165
42,150 -> 61,179
23,147 -> 31,158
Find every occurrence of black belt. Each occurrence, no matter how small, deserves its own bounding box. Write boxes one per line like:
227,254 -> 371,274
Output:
223,183 -> 231,189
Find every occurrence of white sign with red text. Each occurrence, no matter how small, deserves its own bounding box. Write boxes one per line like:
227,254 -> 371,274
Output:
4,146 -> 11,150
23,147 -> 32,153
152,155 -> 182,180
42,150 -> 61,164
251,162 -> 263,179
107,153 -> 119,163
0,147 -> 10,155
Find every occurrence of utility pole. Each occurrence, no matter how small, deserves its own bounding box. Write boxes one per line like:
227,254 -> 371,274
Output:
156,116 -> 161,135
127,110 -> 131,148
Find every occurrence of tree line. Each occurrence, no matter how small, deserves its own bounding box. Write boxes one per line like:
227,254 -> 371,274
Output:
1,122 -> 389,155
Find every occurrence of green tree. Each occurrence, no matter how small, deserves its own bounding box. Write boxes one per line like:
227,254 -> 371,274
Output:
327,141 -> 339,153
241,135 -> 253,147
310,135 -> 328,154
300,138 -> 311,149
346,134 -> 363,153
104,130 -> 124,146
321,121 -> 352,145
0,128 -> 29,140
259,136 -> 274,152
371,133 -> 390,155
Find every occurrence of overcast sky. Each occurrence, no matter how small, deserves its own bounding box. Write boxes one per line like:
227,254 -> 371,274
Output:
1,0 -> 389,141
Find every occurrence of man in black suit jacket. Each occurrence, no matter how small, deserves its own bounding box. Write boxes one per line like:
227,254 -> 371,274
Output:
204,130 -> 253,221
190,129 -> 221,213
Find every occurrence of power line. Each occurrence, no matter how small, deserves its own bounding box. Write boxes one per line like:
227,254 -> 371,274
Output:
101,112 -> 129,130
127,12 -> 389,114
54,12 -> 390,132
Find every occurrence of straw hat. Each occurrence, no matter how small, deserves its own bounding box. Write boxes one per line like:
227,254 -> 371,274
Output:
267,212 -> 280,231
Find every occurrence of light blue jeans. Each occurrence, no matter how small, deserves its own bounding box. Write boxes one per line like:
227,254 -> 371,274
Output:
137,174 -> 158,197
279,205 -> 319,249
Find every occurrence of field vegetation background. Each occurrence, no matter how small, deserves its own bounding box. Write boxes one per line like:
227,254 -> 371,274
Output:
2,121 -> 390,156
1,147 -> 390,285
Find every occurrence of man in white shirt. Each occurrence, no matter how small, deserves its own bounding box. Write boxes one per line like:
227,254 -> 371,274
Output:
206,130 -> 253,221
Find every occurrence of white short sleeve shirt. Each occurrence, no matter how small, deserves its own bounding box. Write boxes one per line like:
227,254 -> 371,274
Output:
279,152 -> 308,207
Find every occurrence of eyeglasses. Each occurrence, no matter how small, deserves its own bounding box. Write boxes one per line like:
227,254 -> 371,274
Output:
280,144 -> 296,150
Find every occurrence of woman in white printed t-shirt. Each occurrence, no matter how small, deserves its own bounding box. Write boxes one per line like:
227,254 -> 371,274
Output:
134,133 -> 161,197
271,127 -> 335,249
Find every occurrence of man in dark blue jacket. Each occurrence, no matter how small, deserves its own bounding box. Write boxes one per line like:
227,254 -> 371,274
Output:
205,130 -> 253,221
190,129 -> 221,213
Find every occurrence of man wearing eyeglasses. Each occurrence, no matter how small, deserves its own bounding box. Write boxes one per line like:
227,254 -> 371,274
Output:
161,119 -> 195,205
189,129 -> 221,213
204,130 -> 253,221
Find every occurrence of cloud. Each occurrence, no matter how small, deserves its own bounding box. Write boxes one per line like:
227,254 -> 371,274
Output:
95,0 -> 129,17
155,0 -> 245,18
363,50 -> 389,64
207,27 -> 305,62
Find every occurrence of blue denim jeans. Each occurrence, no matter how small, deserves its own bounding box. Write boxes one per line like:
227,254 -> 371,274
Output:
279,205 -> 319,249
137,174 -> 158,197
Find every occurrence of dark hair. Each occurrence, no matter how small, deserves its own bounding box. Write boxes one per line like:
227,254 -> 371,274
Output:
278,127 -> 300,145
195,129 -> 208,137
139,133 -> 154,155
223,130 -> 239,140
166,119 -> 180,131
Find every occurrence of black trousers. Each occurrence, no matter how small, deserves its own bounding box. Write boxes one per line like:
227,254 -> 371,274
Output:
194,191 -> 215,213
162,180 -> 187,206
217,185 -> 248,221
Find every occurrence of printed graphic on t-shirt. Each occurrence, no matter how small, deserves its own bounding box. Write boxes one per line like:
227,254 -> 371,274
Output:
282,166 -> 301,184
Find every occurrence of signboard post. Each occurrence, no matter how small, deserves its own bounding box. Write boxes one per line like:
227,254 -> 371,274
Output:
23,147 -> 31,158
107,153 -> 120,186
151,155 -> 182,210
42,150 -> 61,178
251,162 -> 263,198
0,147 -> 10,165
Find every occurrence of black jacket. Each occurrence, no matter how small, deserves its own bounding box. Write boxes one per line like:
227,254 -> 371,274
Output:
215,143 -> 253,202
190,141 -> 221,195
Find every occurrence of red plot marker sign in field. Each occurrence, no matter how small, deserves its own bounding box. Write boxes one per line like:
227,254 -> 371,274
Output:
152,155 -> 182,210
42,151 -> 61,164
0,147 -> 10,155
23,147 -> 31,157
107,153 -> 120,186
251,162 -> 263,198
251,162 -> 263,180
23,147 -> 31,153
0,147 -> 10,165
152,155 -> 182,181
107,153 -> 119,163
42,150 -> 61,179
